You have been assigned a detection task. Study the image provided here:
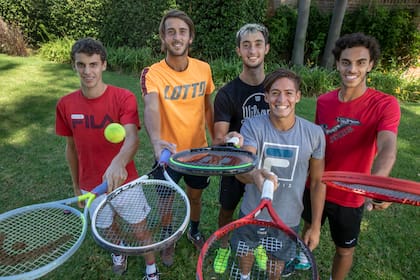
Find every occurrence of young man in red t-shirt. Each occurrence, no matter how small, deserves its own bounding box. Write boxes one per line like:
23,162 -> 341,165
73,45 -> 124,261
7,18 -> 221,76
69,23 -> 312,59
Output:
56,37 -> 159,279
299,33 -> 400,280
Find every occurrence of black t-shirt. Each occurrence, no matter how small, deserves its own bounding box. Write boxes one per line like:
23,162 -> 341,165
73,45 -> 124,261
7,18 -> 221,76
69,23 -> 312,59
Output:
214,77 -> 270,132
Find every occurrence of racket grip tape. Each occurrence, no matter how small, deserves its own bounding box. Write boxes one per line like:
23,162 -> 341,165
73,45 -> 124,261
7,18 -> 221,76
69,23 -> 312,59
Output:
261,179 -> 274,200
160,148 -> 171,165
92,181 -> 108,195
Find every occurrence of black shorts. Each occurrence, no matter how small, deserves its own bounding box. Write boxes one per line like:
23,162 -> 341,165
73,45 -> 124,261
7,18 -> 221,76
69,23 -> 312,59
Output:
218,176 -> 245,210
301,188 -> 364,248
151,162 -> 210,190
231,211 -> 300,261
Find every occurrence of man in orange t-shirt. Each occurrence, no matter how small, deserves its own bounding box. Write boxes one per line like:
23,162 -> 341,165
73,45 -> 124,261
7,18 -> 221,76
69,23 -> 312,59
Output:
140,9 -> 215,267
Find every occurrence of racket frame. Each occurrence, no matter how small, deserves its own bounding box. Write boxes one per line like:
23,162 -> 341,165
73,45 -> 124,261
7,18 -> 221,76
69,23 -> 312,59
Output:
91,171 -> 191,255
0,184 -> 105,280
322,171 -> 420,206
196,180 -> 319,280
169,146 -> 257,176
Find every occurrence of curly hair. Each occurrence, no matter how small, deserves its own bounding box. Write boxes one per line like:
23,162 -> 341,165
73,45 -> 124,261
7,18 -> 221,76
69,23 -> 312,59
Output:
332,33 -> 381,67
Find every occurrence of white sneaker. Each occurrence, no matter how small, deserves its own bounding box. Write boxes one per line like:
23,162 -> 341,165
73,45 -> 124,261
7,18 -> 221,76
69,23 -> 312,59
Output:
295,251 -> 311,270
111,253 -> 127,275
144,269 -> 159,280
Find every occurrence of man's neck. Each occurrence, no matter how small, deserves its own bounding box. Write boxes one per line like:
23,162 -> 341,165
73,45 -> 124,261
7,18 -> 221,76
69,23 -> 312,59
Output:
81,82 -> 107,99
340,84 -> 368,102
239,65 -> 265,86
165,55 -> 189,72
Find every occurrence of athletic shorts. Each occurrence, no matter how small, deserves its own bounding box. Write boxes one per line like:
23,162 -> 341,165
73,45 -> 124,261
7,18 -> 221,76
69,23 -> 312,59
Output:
301,188 -> 364,248
219,176 -> 245,210
83,187 -> 151,228
151,161 -> 210,190
230,211 -> 299,261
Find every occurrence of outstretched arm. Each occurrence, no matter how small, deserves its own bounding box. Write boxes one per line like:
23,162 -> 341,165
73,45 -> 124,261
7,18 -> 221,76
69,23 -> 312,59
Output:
367,130 -> 398,210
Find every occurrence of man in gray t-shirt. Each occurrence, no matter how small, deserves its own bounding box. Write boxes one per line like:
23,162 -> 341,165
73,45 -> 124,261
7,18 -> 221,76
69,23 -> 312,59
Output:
232,68 -> 326,280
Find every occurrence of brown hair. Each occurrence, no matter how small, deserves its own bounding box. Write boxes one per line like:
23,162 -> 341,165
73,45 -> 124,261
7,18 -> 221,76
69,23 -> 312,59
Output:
159,9 -> 195,53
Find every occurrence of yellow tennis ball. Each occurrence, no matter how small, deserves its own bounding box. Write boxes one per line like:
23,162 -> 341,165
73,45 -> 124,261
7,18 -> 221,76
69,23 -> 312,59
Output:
104,123 -> 126,143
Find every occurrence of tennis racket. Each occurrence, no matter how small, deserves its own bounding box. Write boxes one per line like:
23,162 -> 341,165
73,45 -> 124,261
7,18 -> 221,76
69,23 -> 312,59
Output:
322,171 -> 420,206
197,180 -> 318,280
168,140 -> 257,176
0,183 -> 107,279
91,150 -> 190,255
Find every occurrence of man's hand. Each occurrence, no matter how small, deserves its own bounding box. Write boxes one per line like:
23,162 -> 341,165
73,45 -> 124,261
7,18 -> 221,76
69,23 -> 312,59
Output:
365,198 -> 392,211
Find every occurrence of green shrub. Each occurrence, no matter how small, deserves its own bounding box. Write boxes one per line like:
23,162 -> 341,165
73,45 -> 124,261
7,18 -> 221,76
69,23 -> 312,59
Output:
368,71 -> 419,102
293,66 -> 340,97
177,0 -> 267,60
107,46 -> 158,75
37,37 -> 75,63
264,5 -> 297,63
342,5 -> 419,70
99,0 -> 169,54
210,58 -> 242,88
0,17 -> 28,56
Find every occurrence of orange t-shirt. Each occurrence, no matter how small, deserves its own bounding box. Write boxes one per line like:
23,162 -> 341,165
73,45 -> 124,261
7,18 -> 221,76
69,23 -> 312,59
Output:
141,57 -> 215,152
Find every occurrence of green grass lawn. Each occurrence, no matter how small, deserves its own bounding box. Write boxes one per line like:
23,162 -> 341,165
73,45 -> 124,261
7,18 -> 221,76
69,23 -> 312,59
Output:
0,54 -> 419,279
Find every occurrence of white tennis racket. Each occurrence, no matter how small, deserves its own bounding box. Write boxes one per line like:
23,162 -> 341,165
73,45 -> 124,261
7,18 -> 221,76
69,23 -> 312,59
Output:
91,150 -> 191,255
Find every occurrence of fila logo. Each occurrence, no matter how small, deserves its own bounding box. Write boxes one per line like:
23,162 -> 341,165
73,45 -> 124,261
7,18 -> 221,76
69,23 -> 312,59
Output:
71,114 -> 113,129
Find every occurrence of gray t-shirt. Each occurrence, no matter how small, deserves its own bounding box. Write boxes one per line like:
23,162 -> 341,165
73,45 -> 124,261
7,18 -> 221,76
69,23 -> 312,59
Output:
240,115 -> 325,227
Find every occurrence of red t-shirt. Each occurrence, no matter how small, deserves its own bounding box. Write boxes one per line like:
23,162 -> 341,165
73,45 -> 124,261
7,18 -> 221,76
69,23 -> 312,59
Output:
316,88 -> 400,207
56,85 -> 140,191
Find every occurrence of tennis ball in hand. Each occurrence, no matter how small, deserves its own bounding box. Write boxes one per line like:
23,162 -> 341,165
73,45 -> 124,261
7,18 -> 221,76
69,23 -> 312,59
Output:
104,123 -> 126,143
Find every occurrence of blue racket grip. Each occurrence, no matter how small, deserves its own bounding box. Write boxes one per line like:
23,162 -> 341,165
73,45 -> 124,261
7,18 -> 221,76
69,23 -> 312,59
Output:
160,148 -> 171,165
91,181 -> 108,195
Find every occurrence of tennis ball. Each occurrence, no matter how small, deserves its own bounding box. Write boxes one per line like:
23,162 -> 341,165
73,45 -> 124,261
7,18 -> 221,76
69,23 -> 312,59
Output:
104,123 -> 126,143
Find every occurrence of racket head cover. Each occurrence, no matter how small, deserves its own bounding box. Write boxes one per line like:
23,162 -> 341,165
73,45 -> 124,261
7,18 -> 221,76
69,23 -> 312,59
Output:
169,146 -> 257,176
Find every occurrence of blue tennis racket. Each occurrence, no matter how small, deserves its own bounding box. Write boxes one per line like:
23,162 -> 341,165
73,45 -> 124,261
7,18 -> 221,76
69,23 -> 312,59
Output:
0,183 -> 107,279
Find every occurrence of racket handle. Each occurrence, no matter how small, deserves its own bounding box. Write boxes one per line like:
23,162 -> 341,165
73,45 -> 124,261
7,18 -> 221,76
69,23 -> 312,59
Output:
92,181 -> 108,195
160,148 -> 171,165
226,136 -> 240,148
261,179 -> 274,200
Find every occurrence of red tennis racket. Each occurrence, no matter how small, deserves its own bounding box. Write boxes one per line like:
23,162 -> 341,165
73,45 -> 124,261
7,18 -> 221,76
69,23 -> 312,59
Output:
196,180 -> 318,280
322,171 -> 420,206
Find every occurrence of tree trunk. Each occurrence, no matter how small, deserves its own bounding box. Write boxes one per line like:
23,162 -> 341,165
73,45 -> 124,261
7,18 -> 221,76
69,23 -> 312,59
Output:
292,0 -> 311,66
321,0 -> 348,69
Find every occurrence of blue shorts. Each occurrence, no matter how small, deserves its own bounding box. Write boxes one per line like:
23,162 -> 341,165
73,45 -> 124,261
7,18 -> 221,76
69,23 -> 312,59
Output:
302,188 -> 364,248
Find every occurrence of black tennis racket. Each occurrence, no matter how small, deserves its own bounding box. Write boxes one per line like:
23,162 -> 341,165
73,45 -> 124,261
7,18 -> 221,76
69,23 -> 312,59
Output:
322,171 -> 420,206
0,183 -> 107,279
197,180 -> 318,280
168,142 -> 257,176
91,150 -> 190,255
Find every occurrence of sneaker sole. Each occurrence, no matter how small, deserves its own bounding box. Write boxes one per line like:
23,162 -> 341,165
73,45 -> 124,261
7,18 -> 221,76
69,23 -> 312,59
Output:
295,263 -> 311,270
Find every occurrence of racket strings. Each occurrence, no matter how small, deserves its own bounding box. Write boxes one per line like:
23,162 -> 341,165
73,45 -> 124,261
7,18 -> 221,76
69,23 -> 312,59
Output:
332,181 -> 420,204
93,179 -> 188,254
0,206 -> 83,276
178,151 -> 253,167
199,224 -> 316,280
